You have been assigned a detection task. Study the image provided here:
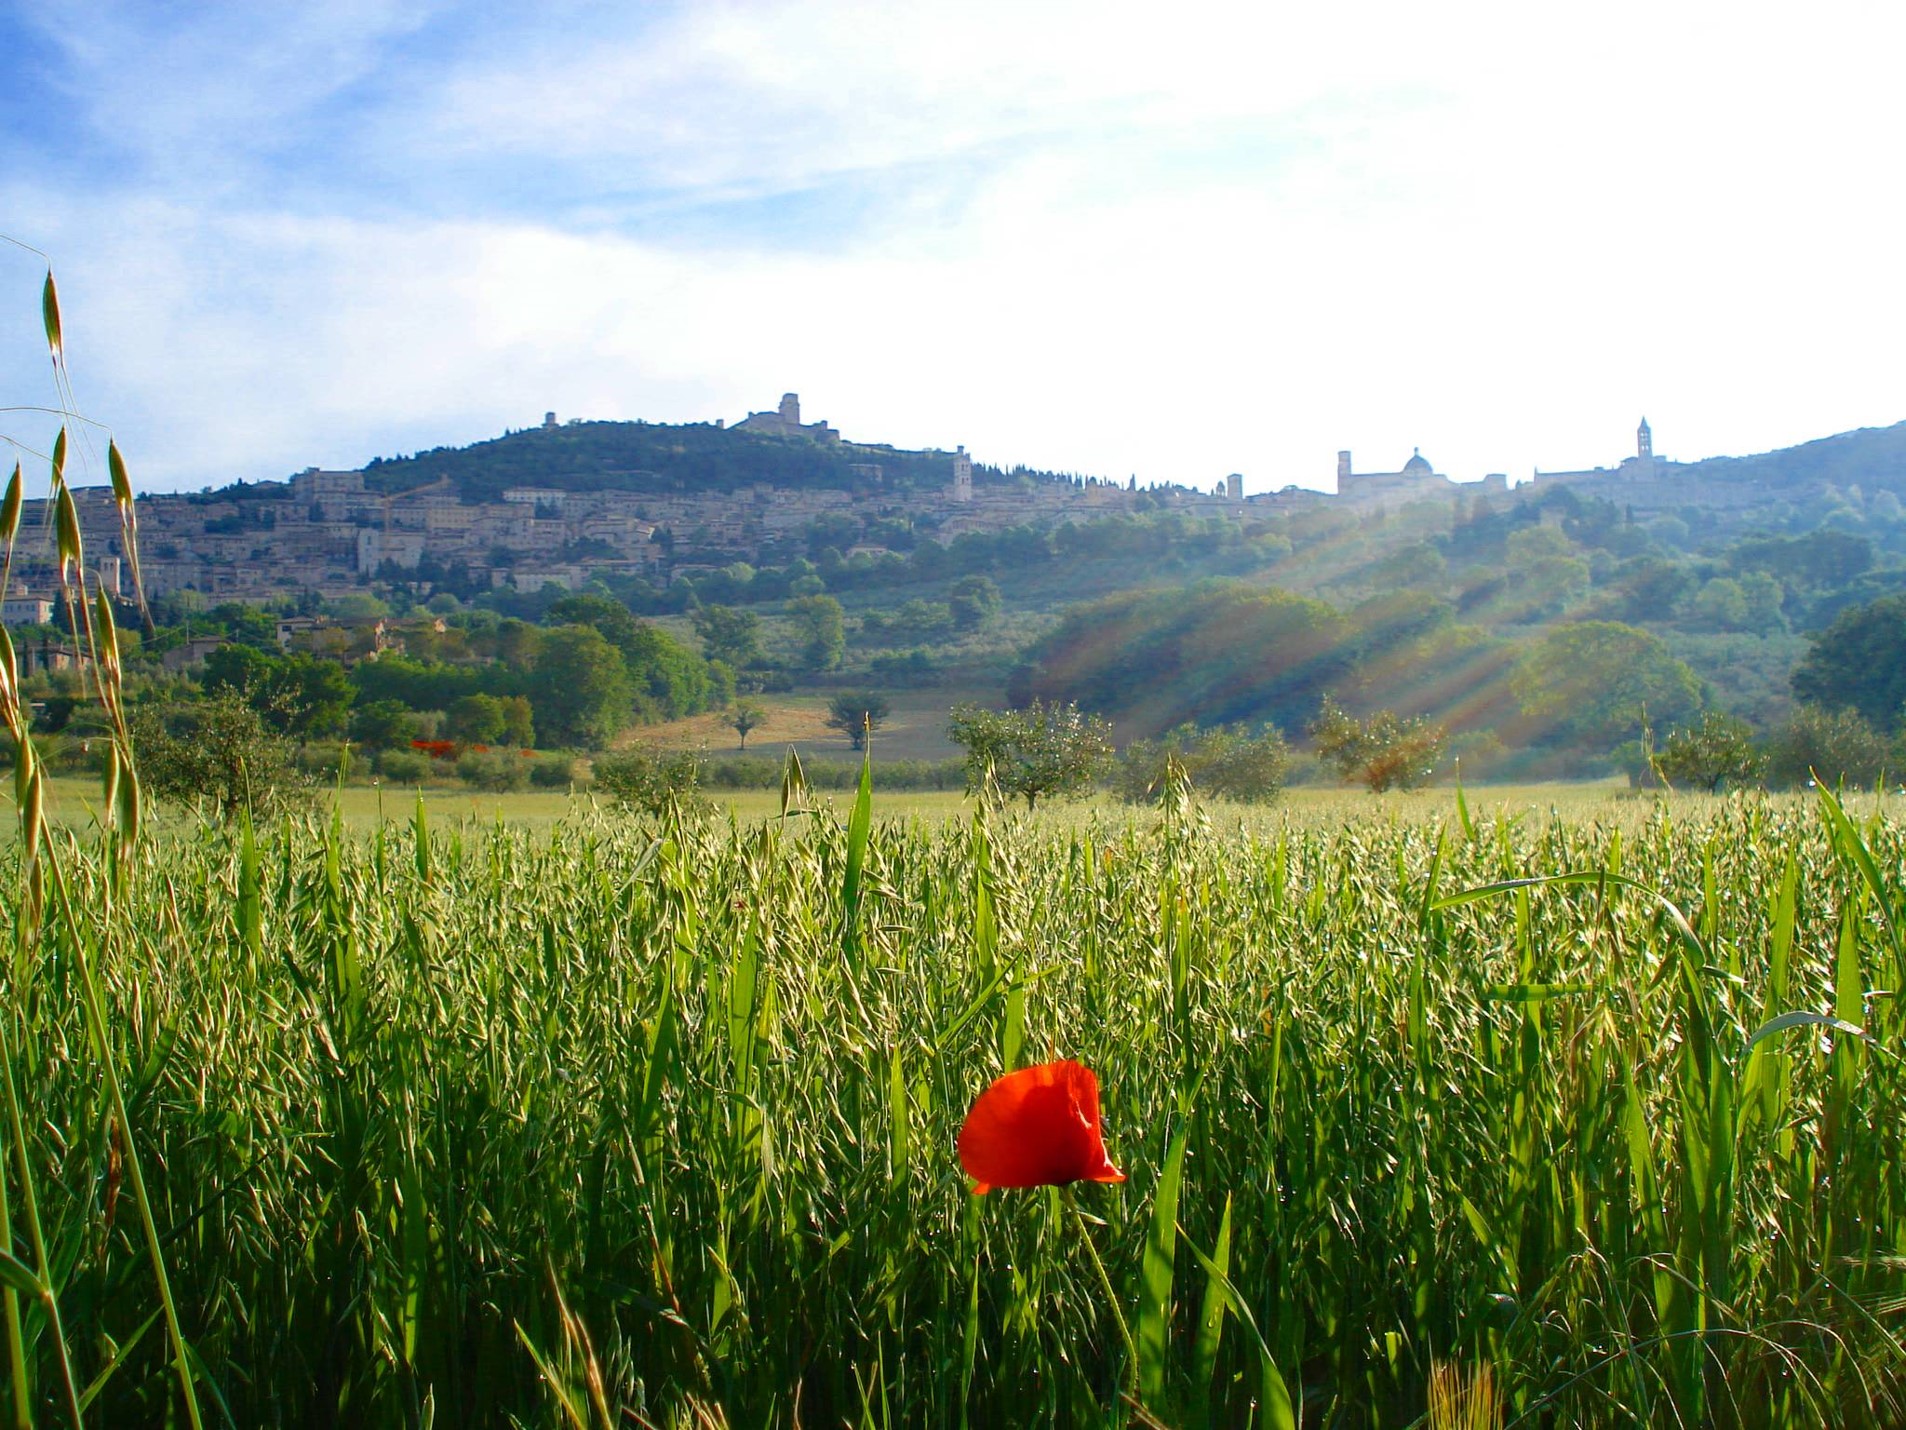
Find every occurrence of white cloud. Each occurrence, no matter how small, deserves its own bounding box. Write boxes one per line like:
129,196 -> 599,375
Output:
7,0 -> 1906,499
23,1 -> 441,182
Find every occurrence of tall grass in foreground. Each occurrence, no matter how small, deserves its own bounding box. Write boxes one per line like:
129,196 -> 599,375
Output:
0,787 -> 1902,1426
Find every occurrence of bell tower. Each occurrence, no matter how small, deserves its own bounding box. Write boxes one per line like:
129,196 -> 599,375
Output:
1637,417 -> 1653,461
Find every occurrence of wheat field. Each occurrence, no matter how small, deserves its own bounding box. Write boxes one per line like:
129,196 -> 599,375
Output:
0,775 -> 1900,1427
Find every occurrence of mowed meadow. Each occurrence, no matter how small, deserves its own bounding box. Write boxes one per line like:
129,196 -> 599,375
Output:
1,777 -> 1902,1428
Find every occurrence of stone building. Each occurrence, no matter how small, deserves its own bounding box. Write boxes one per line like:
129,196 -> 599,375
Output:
290,467 -> 371,522
1536,418 -> 1662,485
1528,418 -> 1801,518
1333,448 -> 1508,510
1335,448 -> 1455,509
1,595 -> 53,627
734,393 -> 840,443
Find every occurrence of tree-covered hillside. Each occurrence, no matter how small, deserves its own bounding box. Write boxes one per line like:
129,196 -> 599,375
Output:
111,409 -> 1906,789
353,420 -> 1060,502
1674,418 -> 1906,498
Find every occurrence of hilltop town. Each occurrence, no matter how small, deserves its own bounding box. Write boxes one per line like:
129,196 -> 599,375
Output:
5,398 -> 1898,618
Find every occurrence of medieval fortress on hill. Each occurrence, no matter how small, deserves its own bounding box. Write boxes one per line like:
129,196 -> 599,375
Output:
2,401 -> 1726,614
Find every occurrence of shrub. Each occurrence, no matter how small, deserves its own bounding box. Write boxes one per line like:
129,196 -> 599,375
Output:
1764,705 -> 1894,789
457,747 -> 531,792
529,755 -> 576,789
592,747 -> 706,817
294,741 -> 353,778
1309,697 -> 1446,793
375,749 -> 432,784
699,755 -> 966,791
1117,723 -> 1289,805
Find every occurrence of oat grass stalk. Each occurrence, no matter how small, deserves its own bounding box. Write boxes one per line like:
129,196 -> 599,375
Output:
46,850 -> 201,1429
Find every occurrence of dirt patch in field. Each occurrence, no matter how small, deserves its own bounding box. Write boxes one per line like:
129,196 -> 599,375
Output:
612,692 -> 963,761
613,701 -> 840,754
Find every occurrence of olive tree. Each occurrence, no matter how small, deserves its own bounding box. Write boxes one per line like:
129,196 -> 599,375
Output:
947,700 -> 1113,810
1309,697 -> 1446,793
826,692 -> 890,750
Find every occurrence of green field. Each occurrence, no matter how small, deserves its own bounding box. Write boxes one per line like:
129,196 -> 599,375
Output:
24,771 -> 1665,838
1,780 -> 1902,1426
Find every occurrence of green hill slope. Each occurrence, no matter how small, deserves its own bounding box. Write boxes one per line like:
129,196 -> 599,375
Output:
357,419 -> 1057,502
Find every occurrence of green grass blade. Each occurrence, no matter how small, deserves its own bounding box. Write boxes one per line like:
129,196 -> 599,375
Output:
75,1309 -> 161,1414
959,1249 -> 981,1430
841,746 -> 872,963
1180,1227 -> 1294,1430
1746,1010 -> 1867,1049
0,1249 -> 41,1298
1818,783 -> 1904,982
1188,1193 -> 1233,1429
237,811 -> 262,961
887,1047 -> 910,1188
1138,1113 -> 1190,1409
413,790 -> 431,886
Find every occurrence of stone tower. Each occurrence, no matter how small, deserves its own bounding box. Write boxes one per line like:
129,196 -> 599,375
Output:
1636,417 -> 1656,478
1226,472 -> 1243,502
952,445 -> 973,503
779,393 -> 801,427
1337,451 -> 1352,490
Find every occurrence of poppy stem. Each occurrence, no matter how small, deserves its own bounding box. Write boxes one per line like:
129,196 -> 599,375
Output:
1065,1188 -> 1138,1400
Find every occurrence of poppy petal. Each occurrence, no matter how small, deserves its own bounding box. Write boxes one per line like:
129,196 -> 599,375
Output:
957,1059 -> 1123,1191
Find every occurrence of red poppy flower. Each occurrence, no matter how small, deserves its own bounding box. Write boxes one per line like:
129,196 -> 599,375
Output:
957,1059 -> 1125,1194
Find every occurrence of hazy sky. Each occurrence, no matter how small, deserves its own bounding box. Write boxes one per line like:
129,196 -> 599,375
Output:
5,1 -> 1905,496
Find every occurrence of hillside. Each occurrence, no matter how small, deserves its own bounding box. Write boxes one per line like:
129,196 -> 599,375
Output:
1677,419 -> 1906,494
356,419 -> 1065,503
123,408 -> 1906,785
1544,418 -> 1906,551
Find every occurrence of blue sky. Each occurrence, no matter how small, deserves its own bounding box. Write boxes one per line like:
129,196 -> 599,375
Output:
5,0 -> 1906,496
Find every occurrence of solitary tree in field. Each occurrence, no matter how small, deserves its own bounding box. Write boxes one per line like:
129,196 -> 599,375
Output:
592,747 -> 707,819
826,692 -> 890,750
1651,712 -> 1764,793
1117,722 -> 1290,805
948,700 -> 1113,810
1309,697 -> 1445,793
728,698 -> 767,751
131,690 -> 306,820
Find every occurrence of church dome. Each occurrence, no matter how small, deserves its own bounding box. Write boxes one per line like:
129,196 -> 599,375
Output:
1403,448 -> 1432,474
